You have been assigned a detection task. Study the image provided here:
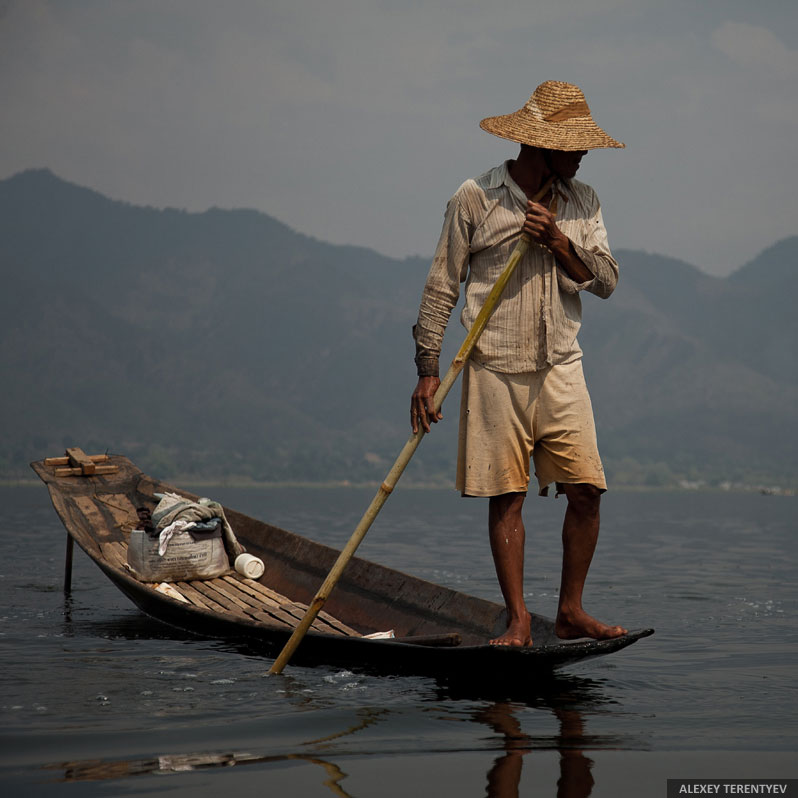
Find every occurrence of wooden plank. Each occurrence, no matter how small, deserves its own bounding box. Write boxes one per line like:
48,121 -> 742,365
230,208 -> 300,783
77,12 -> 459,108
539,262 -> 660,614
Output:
67,447 -> 96,475
218,578 -> 341,635
222,574 -> 275,602
287,602 -> 360,637
282,602 -> 345,636
216,577 -> 275,612
100,540 -> 128,570
247,581 -> 291,604
55,465 -> 119,477
73,496 -> 115,541
246,591 -> 339,635
231,578 -> 303,613
175,581 -> 226,613
187,581 -> 250,619
222,575 -> 358,637
94,493 -> 139,532
217,578 -> 322,630
220,577 -> 301,626
315,609 -> 361,638
222,576 -> 284,609
208,586 -> 299,629
45,454 -> 110,466
205,580 -> 252,613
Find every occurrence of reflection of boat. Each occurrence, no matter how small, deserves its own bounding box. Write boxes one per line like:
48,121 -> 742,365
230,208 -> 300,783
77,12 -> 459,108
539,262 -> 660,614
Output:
32,454 -> 653,678
47,752 -> 353,797
46,683 -> 622,797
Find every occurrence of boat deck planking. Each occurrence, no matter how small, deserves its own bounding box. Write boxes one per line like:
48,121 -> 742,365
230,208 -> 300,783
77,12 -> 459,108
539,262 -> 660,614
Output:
75,503 -> 361,638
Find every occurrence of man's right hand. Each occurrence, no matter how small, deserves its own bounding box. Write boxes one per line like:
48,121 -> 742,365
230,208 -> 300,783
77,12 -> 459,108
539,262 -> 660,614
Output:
411,376 -> 442,434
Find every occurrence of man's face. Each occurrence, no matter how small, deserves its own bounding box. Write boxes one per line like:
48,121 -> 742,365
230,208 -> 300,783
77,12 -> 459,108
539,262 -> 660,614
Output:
546,149 -> 588,179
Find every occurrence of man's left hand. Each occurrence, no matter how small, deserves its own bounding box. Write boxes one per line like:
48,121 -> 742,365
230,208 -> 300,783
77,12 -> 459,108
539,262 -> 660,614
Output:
522,201 -> 566,250
523,201 -> 594,283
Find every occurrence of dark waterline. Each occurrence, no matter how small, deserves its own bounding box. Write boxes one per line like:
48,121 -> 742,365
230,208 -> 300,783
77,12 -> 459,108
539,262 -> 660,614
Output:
0,484 -> 795,796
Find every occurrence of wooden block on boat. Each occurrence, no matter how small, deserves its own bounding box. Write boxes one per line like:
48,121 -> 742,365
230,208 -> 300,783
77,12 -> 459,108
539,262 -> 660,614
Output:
45,453 -> 110,466
47,448 -> 119,477
54,464 -> 120,477
66,447 -> 96,474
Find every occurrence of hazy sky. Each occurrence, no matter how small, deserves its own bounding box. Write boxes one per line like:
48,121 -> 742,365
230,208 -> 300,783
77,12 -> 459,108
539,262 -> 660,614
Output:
2,0 -> 796,275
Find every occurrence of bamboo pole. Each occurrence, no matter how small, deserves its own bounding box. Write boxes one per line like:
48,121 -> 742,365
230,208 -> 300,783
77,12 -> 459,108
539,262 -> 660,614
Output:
268,179 -> 555,675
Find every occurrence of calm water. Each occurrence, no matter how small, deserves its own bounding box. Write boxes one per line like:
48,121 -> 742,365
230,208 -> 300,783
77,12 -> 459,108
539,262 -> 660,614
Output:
0,483 -> 795,797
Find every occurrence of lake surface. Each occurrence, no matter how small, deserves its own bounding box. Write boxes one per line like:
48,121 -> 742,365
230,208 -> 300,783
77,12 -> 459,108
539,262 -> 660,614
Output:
1,483 -> 795,797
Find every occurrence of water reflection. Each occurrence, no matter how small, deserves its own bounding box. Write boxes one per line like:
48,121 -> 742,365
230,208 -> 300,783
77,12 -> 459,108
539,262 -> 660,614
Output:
46,671 -> 645,797
48,752 -> 353,797
436,673 -> 630,797
478,702 -> 594,798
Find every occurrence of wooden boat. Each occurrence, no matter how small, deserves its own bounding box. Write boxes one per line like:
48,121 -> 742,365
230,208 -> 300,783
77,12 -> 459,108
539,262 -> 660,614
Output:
32,453 -> 653,680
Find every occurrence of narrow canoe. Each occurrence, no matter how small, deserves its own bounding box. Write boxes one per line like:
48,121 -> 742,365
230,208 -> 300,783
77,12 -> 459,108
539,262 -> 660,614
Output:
31,454 -> 653,680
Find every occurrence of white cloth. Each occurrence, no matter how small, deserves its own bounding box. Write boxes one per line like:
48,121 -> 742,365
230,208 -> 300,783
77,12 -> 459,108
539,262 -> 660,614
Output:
157,518 -> 196,556
151,491 -> 244,560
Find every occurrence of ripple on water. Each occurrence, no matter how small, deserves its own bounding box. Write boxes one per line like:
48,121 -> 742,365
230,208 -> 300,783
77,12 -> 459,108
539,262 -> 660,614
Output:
0,486 -> 796,763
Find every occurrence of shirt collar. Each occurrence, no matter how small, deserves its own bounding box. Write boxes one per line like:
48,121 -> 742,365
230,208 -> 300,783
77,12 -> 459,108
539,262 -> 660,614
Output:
499,161 -> 527,207
495,160 -> 569,207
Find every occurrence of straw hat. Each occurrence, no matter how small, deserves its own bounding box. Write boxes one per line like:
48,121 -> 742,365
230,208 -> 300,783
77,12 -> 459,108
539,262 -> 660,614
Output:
479,81 -> 624,151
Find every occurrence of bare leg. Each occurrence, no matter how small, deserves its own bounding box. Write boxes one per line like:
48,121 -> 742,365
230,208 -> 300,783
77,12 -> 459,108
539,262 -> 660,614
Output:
554,708 -> 595,798
478,702 -> 531,797
488,492 -> 532,646
554,484 -> 627,640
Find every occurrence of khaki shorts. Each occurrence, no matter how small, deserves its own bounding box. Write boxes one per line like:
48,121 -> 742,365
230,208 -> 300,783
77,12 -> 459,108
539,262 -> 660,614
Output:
456,359 -> 607,497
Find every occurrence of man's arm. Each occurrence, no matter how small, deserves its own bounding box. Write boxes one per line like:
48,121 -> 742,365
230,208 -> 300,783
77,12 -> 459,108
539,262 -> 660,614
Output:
522,201 -> 594,282
410,192 -> 472,433
522,198 -> 619,298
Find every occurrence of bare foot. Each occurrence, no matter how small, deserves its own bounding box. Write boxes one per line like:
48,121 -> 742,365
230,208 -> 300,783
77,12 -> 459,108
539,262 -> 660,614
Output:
490,612 -> 533,647
555,609 -> 627,640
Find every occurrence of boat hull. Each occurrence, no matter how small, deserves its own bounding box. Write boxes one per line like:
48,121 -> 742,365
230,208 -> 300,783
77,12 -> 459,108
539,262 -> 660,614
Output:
32,454 -> 653,681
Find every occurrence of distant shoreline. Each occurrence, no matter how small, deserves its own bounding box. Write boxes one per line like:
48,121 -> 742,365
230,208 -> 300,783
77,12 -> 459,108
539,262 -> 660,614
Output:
4,478 -> 794,495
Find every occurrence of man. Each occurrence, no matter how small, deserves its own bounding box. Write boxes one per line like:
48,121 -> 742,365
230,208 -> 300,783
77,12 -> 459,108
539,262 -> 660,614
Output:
411,81 -> 627,647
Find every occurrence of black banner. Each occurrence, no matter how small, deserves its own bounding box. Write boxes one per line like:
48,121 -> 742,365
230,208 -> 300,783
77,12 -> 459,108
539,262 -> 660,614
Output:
667,780 -> 797,798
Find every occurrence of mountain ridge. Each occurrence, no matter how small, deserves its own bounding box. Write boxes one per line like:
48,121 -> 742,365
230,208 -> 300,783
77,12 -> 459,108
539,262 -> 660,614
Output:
2,169 -> 795,488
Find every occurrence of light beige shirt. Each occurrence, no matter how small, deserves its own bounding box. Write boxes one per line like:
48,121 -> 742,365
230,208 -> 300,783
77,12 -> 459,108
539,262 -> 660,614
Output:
413,161 -> 619,376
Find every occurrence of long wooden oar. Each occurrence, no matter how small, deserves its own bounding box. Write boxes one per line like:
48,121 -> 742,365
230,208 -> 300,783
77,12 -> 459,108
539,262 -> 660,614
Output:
268,177 -> 556,675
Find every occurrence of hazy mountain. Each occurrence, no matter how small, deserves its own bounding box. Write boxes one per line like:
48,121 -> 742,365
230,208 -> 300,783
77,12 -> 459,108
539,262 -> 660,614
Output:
581,246 -> 797,484
2,169 -> 795,488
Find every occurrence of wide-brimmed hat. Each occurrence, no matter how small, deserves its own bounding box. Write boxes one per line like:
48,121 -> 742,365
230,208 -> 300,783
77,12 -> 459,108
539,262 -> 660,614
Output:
479,81 -> 624,151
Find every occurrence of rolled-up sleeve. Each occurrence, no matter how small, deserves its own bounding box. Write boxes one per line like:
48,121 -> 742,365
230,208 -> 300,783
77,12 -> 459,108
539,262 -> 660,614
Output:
557,196 -> 619,300
413,196 -> 472,376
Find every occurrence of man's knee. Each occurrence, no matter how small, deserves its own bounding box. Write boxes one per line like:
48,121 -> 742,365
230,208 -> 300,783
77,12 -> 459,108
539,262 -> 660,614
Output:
562,483 -> 601,516
489,491 -> 526,520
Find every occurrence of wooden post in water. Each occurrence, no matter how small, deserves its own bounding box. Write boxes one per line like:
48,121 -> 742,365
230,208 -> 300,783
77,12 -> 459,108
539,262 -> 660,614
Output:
64,534 -> 74,594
